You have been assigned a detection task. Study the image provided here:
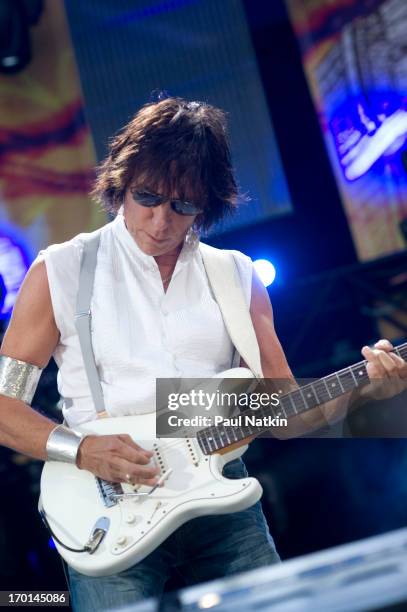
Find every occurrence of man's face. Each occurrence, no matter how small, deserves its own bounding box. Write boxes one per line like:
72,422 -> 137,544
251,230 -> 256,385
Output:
122,183 -> 199,257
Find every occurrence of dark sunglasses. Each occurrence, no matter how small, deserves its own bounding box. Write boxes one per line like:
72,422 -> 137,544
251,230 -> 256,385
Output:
130,188 -> 204,216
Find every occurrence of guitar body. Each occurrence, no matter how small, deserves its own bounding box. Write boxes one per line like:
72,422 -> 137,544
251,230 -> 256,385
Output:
39,368 -> 263,576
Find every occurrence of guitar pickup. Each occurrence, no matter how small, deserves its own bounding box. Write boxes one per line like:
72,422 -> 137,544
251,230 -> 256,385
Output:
152,442 -> 167,474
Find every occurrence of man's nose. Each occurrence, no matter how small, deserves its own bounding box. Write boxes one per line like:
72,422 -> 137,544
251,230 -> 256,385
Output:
151,202 -> 172,231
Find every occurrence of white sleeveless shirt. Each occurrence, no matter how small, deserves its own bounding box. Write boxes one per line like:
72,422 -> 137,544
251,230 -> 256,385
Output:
37,213 -> 253,427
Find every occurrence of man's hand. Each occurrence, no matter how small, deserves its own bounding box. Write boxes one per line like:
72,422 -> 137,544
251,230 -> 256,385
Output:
360,339 -> 407,401
76,433 -> 161,485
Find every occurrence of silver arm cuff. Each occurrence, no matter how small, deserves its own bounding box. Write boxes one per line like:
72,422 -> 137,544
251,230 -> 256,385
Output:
46,424 -> 89,464
0,355 -> 42,405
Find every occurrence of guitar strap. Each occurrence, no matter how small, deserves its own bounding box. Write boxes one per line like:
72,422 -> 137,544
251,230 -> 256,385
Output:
199,243 -> 263,380
74,229 -> 106,416
74,231 -> 263,416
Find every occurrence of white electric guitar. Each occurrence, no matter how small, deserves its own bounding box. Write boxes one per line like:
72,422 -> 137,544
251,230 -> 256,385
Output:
39,345 -> 407,577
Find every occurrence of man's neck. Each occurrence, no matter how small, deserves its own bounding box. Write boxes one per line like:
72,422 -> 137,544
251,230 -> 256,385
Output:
153,242 -> 183,267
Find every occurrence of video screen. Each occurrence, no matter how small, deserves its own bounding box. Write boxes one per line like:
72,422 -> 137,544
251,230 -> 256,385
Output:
287,0 -> 407,261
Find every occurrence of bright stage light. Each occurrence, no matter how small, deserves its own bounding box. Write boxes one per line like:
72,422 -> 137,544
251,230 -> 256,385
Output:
253,259 -> 276,287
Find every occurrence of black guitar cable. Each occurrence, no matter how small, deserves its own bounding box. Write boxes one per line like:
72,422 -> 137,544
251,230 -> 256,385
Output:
38,498 -> 90,553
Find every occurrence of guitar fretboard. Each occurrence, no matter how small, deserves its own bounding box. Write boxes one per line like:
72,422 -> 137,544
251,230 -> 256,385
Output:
197,343 -> 407,455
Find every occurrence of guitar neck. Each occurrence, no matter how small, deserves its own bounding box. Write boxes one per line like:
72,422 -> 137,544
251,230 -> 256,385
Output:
197,342 -> 407,455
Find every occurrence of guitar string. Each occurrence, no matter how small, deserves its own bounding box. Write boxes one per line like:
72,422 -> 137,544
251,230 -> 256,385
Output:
136,347 -> 407,456
150,367 -> 407,454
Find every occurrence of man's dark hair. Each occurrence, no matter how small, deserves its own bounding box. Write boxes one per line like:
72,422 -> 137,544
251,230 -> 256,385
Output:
91,97 -> 241,231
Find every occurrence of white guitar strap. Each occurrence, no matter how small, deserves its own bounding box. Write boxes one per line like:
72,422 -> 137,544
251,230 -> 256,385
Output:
73,232 -> 263,415
199,243 -> 263,380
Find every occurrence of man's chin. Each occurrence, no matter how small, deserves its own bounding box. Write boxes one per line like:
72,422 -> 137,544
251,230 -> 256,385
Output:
139,240 -> 171,257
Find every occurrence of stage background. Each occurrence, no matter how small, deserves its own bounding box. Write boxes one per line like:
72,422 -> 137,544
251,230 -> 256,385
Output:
286,0 -> 407,262
63,0 -> 293,234
0,0 -> 105,317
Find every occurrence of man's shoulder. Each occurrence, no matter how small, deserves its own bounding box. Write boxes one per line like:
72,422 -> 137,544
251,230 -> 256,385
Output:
199,241 -> 252,266
39,221 -> 110,260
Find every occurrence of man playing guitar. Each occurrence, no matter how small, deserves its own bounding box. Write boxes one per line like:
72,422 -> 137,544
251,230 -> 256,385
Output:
0,97 -> 406,611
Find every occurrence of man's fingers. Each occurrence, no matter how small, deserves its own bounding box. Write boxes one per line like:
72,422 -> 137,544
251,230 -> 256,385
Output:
110,471 -> 160,486
118,459 -> 160,481
137,476 -> 164,487
362,346 -> 387,378
117,433 -> 153,455
119,445 -> 152,465
374,339 -> 393,351
363,342 -> 407,380
365,361 -> 383,379
362,346 -> 400,378
388,353 -> 407,378
117,434 -> 154,463
134,464 -> 160,479
376,349 -> 400,377
360,340 -> 407,401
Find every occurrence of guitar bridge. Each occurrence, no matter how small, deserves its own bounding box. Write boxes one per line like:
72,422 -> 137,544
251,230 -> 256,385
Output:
95,478 -> 123,507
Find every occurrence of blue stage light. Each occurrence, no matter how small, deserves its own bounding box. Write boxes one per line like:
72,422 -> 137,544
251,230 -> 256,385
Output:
48,537 -> 56,549
0,223 -> 31,319
253,259 -> 276,287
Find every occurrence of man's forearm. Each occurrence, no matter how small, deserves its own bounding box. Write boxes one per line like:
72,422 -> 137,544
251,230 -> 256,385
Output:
0,395 -> 57,461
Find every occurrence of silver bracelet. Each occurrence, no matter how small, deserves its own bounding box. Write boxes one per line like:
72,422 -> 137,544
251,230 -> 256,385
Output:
0,355 -> 42,405
46,424 -> 89,464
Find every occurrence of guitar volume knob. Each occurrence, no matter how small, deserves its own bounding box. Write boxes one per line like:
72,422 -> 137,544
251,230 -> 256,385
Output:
125,513 -> 136,524
116,535 -> 127,546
